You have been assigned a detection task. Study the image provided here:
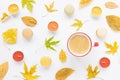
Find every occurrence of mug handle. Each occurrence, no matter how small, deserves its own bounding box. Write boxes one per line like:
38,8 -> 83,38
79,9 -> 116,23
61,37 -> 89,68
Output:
93,42 -> 99,47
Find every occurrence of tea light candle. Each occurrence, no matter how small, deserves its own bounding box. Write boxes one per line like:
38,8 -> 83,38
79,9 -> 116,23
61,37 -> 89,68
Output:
8,4 -> 19,14
99,57 -> 110,68
13,51 -> 24,62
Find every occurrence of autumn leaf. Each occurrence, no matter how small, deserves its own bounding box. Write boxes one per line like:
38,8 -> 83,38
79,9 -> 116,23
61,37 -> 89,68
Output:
0,62 -> 9,80
79,0 -> 92,7
71,19 -> 83,30
21,0 -> 35,12
87,65 -> 100,79
2,28 -> 17,44
59,49 -> 67,62
21,63 -> 39,80
106,15 -> 120,31
104,41 -> 119,55
45,1 -> 58,12
45,36 -> 60,51
0,13 -> 9,22
105,2 -> 118,9
55,68 -> 74,80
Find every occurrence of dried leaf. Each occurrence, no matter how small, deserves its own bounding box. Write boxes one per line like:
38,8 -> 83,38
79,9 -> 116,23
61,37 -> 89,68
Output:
105,2 -> 118,9
45,36 -> 60,51
55,68 -> 74,80
71,19 -> 83,30
0,62 -> 8,80
0,13 -> 9,22
22,16 -> 37,27
45,1 -> 58,12
21,63 -> 39,80
79,0 -> 92,7
87,65 -> 100,79
106,15 -> 120,31
104,41 -> 119,54
21,0 -> 35,12
2,28 -> 17,44
59,49 -> 67,62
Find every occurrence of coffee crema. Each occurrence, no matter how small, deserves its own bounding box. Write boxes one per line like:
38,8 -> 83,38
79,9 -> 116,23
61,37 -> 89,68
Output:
68,34 -> 90,55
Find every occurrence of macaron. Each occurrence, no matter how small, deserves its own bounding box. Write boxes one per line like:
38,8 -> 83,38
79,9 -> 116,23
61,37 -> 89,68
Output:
64,4 -> 75,16
22,28 -> 33,39
96,27 -> 107,39
8,4 -> 19,14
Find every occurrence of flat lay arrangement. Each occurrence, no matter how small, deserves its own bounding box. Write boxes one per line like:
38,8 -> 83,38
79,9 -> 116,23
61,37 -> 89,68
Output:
0,0 -> 120,80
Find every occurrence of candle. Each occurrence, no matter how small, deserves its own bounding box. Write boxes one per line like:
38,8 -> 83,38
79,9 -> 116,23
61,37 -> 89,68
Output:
99,57 -> 110,68
13,51 -> 24,62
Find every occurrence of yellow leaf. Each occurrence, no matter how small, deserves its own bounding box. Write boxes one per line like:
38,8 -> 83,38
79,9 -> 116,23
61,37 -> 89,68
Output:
50,1 -> 54,9
105,2 -> 118,9
0,62 -> 9,80
55,68 -> 74,80
106,15 -> 120,31
104,41 -> 119,55
24,63 -> 28,74
30,65 -> 37,74
21,0 -> 35,12
21,63 -> 39,80
79,0 -> 92,7
59,49 -> 67,62
71,19 -> 83,30
2,28 -> 17,44
0,13 -> 9,22
87,65 -> 100,79
45,1 -> 58,12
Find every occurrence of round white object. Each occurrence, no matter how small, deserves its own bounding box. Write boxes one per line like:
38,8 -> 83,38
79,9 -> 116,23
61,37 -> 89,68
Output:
96,28 -> 107,38
22,28 -> 33,39
64,4 -> 75,16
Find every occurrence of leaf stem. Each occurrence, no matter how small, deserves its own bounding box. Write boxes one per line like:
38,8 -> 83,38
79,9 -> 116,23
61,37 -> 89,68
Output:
42,12 -> 48,17
95,76 -> 104,80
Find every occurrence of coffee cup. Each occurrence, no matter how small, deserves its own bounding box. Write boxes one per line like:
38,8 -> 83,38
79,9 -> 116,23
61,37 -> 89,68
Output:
67,32 -> 98,57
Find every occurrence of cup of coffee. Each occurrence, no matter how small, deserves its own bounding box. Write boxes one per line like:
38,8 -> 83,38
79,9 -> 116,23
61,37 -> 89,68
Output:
67,32 -> 98,57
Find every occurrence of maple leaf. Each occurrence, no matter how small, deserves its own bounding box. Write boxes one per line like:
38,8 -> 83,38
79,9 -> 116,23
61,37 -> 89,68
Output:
45,1 -> 58,12
71,19 -> 83,30
104,41 -> 119,55
21,63 -> 39,80
87,65 -> 100,79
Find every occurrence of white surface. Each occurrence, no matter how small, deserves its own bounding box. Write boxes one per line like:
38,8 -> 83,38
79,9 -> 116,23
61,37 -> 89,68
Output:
0,0 -> 120,80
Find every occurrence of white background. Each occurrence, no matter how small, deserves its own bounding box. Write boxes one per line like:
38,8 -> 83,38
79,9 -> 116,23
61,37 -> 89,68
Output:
0,0 -> 120,80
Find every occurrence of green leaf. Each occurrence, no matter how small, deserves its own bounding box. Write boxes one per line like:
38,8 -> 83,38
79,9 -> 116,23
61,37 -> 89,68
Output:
28,0 -> 35,3
45,36 -> 60,51
21,0 -> 35,12
48,36 -> 54,42
50,41 -> 60,45
27,3 -> 33,12
22,0 -> 27,8
49,46 -> 56,51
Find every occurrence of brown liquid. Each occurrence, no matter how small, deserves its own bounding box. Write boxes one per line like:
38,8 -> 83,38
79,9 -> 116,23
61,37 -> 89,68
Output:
68,35 -> 90,55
